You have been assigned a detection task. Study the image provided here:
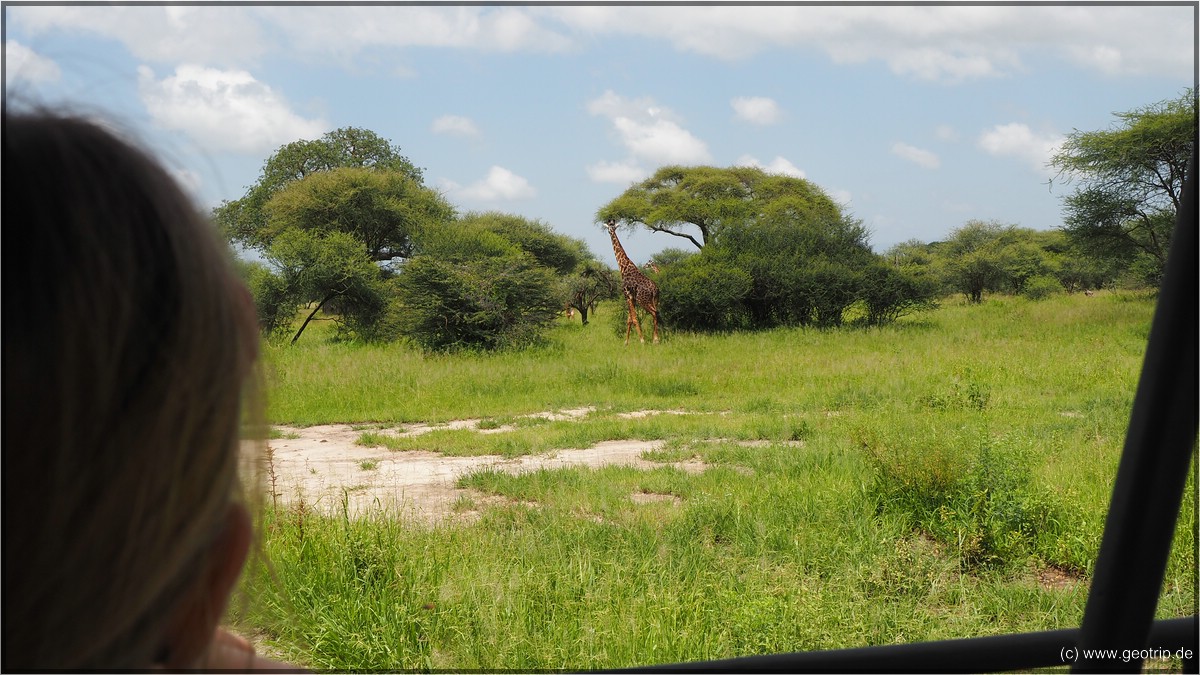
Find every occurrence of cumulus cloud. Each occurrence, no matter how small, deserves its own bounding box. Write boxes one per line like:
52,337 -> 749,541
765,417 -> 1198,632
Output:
891,142 -> 940,169
444,166 -> 536,201
611,116 -> 711,165
547,5 -> 1192,83
731,96 -> 782,125
885,47 -> 1014,82
432,114 -> 480,137
5,41 -> 61,83
10,5 -> 265,67
586,160 -> 648,185
734,154 -> 806,178
586,90 -> 711,181
7,6 -> 571,73
978,122 -> 1064,173
137,64 -> 326,155
10,5 -> 1190,82
266,6 -> 572,60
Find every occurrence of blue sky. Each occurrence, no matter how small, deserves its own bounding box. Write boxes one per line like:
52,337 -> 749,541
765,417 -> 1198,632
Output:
5,4 -> 1195,263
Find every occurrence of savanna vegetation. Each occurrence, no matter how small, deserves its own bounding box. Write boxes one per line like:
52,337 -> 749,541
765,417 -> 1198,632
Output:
230,292 -> 1195,670
223,91 -> 1196,669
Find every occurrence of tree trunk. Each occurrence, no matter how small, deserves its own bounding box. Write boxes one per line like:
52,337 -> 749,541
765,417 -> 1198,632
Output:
291,292 -> 337,345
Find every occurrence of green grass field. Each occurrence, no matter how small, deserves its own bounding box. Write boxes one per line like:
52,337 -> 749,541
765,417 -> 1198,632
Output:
232,292 -> 1196,670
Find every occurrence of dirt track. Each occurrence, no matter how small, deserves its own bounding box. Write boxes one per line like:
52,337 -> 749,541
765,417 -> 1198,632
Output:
262,408 -> 706,523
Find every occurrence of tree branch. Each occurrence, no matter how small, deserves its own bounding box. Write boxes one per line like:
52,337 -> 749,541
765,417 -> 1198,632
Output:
647,224 -> 704,250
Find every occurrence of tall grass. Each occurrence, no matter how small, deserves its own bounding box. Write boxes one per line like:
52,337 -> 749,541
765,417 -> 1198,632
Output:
234,292 -> 1195,669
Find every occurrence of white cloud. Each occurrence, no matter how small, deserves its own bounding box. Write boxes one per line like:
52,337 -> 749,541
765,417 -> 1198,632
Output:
8,6 -> 572,73
586,160 -> 648,185
734,154 -> 806,178
445,166 -> 536,201
891,142 -> 940,169
431,115 -> 480,137
547,5 -> 1192,83
884,46 -> 1013,83
935,124 -> 960,142
137,64 -> 326,155
9,5 -> 265,67
587,90 -> 712,176
266,6 -> 572,61
978,123 -> 1064,174
5,41 -> 61,83
828,188 -> 853,208
9,6 -> 1190,82
731,96 -> 782,125
612,116 -> 711,165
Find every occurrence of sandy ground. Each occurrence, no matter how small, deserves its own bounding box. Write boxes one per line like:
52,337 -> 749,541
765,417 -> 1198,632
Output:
261,408 -> 707,523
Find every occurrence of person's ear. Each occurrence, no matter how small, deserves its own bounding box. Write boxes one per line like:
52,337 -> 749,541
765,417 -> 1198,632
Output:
160,503 -> 252,669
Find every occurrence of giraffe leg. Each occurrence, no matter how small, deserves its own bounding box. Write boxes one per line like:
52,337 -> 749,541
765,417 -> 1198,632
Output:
642,294 -> 660,344
624,295 -> 636,345
625,293 -> 646,345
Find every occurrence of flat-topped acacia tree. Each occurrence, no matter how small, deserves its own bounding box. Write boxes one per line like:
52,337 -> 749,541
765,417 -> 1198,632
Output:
596,165 -> 844,250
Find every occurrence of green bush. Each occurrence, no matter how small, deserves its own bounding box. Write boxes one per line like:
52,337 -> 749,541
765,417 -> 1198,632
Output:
239,260 -> 294,338
395,253 -> 563,351
803,259 -> 861,328
1021,274 -> 1064,301
859,263 -> 939,326
656,256 -> 753,332
858,421 -> 1072,571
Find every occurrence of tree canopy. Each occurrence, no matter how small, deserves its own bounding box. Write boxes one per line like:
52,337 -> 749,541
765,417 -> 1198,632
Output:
596,165 -> 843,249
215,127 -> 427,251
263,166 -> 454,262
888,221 -> 1120,303
1050,89 -> 1196,284
451,211 -> 592,275
395,216 -> 581,351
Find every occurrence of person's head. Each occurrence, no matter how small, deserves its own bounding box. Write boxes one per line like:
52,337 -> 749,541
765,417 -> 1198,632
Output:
3,110 -> 263,668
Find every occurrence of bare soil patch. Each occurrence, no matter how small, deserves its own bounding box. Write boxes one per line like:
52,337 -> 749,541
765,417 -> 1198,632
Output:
1035,565 -> 1087,591
262,411 -> 708,523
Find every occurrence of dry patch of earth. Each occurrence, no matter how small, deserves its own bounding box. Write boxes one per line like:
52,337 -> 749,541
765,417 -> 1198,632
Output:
260,409 -> 707,523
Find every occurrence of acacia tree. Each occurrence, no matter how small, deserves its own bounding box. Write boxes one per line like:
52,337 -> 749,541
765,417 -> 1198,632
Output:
266,229 -> 388,344
1051,89 -> 1196,284
596,165 -> 842,249
263,166 -> 454,262
220,129 -> 454,343
215,127 -> 426,252
457,211 -> 591,275
598,165 -> 935,330
936,221 -> 1012,303
563,260 -> 618,325
396,222 -> 567,351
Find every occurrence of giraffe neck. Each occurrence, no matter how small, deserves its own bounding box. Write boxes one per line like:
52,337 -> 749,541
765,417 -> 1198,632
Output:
608,228 -> 642,279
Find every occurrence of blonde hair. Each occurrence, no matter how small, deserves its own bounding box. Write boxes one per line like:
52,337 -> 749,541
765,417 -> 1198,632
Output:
3,111 -> 263,668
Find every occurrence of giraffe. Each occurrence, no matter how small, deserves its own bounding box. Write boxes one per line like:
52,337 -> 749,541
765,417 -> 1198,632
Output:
605,219 -> 660,344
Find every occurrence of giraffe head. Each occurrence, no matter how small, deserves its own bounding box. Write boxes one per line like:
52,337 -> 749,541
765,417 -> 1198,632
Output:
605,218 -> 617,232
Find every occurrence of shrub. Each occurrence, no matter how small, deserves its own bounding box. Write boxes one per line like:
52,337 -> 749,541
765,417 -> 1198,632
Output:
858,421 -> 1072,571
656,256 -> 753,332
240,261 -> 294,338
395,253 -> 563,351
1022,274 -> 1064,301
860,263 -> 939,326
803,259 -> 861,328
